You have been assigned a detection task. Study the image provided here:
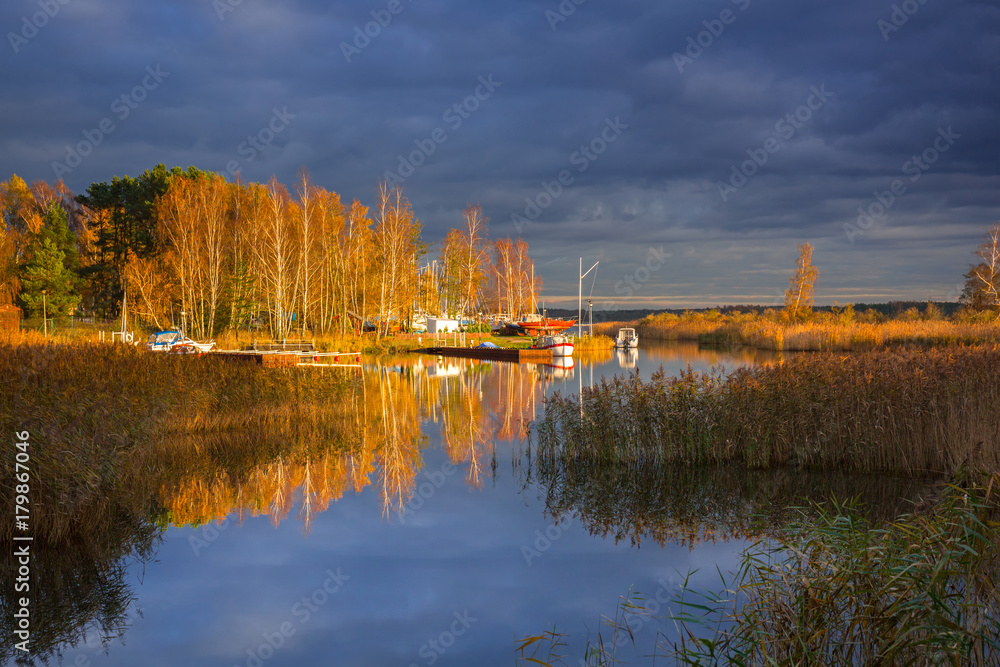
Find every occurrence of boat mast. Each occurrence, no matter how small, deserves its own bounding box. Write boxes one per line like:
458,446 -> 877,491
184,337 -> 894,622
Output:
531,264 -> 535,314
578,258 -> 598,338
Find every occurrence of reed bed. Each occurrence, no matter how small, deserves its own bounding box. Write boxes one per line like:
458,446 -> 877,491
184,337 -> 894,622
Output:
536,345 -> 1000,475
597,311 -> 1000,351
573,334 -> 615,352
667,474 -> 1000,665
0,336 -> 358,541
519,475 -> 1000,666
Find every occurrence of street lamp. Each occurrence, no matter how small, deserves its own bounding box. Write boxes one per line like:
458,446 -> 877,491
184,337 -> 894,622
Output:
578,259 -> 598,338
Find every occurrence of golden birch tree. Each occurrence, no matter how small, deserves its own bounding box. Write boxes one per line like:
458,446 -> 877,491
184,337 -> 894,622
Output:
784,242 -> 819,322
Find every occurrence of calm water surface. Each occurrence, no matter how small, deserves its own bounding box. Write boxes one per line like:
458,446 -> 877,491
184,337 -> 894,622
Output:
15,342 -> 923,666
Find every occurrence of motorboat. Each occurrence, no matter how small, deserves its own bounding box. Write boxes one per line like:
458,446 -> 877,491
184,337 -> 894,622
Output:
146,330 -> 216,353
534,334 -> 574,357
614,328 -> 638,349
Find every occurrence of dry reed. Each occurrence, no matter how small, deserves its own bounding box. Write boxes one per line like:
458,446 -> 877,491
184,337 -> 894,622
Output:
595,311 -> 1000,352
537,345 -> 1000,475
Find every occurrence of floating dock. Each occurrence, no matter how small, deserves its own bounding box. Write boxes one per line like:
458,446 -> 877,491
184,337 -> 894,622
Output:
211,350 -> 361,368
416,346 -> 553,362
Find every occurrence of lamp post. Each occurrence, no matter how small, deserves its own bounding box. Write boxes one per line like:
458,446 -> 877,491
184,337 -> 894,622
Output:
578,259 -> 598,338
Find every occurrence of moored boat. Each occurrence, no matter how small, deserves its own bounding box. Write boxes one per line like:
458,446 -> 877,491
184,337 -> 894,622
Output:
614,328 -> 638,349
534,334 -> 575,357
146,330 -> 216,353
518,312 -> 576,335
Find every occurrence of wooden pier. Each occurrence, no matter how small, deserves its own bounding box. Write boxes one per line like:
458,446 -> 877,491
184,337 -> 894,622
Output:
416,346 -> 553,362
211,350 -> 361,368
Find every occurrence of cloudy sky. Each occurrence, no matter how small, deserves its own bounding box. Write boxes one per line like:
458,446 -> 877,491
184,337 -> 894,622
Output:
2,0 -> 998,308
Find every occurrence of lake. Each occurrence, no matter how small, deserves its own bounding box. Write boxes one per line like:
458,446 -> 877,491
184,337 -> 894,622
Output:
14,341 -> 928,666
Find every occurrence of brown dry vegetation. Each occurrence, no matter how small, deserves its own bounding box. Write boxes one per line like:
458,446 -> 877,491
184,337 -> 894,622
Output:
538,345 -> 1000,475
596,309 -> 1000,351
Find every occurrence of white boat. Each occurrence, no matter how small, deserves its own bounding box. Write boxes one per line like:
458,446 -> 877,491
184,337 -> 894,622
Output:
534,334 -> 574,357
426,316 -> 459,333
146,330 -> 216,353
614,328 -> 638,349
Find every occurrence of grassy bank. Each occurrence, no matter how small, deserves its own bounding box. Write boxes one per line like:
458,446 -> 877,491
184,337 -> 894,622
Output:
18,324 -> 554,355
537,345 -> 1000,475
0,334 -> 359,541
596,309 -> 1000,351
520,474 -> 1000,666
670,475 -> 1000,665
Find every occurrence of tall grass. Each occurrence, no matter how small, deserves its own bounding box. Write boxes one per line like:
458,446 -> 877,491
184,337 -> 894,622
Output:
573,334 -> 615,352
0,334 -> 358,541
536,345 -> 1000,475
518,475 -> 1000,666
667,475 -> 1000,665
595,311 -> 1000,351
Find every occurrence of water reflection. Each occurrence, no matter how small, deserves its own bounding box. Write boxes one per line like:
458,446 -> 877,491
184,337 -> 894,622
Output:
0,499 -> 161,666
5,342 -> 924,665
616,347 -> 638,369
529,456 -> 932,548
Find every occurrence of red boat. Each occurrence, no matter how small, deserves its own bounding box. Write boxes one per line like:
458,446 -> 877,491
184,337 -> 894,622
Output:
517,313 -> 576,335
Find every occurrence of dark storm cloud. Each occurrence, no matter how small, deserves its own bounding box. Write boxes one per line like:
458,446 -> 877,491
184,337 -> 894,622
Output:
2,0 -> 998,305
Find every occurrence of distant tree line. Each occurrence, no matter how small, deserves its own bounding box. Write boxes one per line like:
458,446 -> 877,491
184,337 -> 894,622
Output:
562,227 -> 1000,323
0,166 -> 540,337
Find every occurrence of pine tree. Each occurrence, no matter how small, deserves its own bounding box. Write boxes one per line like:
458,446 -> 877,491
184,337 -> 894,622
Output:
20,238 -> 81,317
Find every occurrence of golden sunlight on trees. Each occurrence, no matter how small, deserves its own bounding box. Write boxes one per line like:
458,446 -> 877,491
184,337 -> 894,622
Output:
373,181 -> 424,337
974,224 -> 1000,315
3,166 -> 542,338
485,237 -> 539,318
784,242 -> 819,322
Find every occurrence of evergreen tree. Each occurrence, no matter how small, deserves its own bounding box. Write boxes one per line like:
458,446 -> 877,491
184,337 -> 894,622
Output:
36,202 -> 81,273
77,164 -> 190,315
20,238 -> 81,317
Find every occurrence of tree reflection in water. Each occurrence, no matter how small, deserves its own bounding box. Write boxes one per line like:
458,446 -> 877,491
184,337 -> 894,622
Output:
2,353 -> 934,664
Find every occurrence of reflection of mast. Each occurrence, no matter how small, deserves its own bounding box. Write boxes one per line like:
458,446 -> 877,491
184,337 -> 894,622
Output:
269,457 -> 286,527
298,459 -> 314,535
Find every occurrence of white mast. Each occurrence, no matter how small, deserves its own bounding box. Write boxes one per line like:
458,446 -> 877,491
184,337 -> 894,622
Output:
578,258 -> 598,338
